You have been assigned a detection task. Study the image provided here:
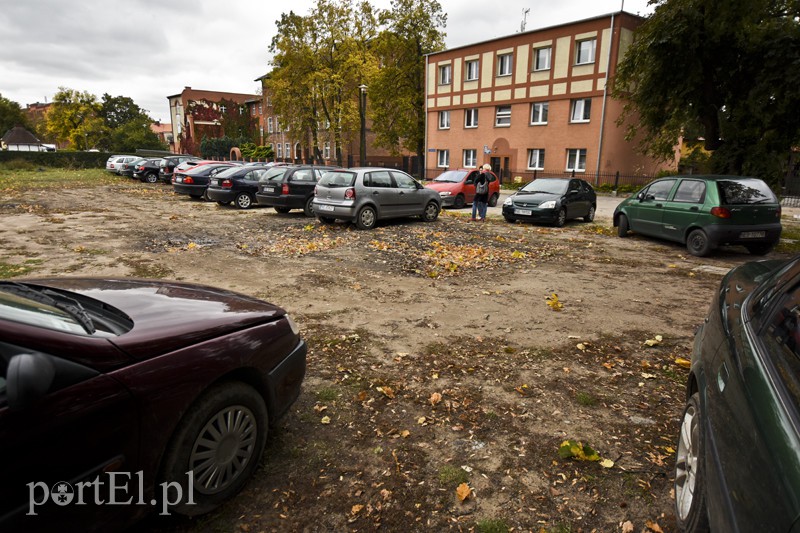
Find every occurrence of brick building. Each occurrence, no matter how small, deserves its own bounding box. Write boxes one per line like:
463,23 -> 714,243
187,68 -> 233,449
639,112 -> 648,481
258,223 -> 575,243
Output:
425,11 -> 672,185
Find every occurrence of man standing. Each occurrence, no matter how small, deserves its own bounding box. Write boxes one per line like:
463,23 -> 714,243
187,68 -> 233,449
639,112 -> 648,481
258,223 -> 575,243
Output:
471,164 -> 490,221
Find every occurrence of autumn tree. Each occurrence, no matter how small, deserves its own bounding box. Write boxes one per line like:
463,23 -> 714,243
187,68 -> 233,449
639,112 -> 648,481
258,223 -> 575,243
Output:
371,0 -> 446,177
45,88 -> 104,150
613,0 -> 800,185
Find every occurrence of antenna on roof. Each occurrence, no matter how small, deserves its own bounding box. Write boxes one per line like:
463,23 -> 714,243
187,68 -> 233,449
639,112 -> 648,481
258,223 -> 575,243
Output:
520,8 -> 530,32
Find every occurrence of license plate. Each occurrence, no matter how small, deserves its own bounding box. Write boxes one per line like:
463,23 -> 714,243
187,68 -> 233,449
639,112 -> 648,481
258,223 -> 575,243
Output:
740,231 -> 765,239
264,187 -> 275,193
318,204 -> 335,212
515,209 -> 532,216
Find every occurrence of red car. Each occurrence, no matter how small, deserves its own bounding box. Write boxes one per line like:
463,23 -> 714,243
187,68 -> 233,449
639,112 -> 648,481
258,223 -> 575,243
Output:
0,278 -> 306,531
425,169 -> 501,208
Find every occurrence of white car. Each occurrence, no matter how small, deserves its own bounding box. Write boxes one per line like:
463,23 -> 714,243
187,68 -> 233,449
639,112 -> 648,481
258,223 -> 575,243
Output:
105,155 -> 139,174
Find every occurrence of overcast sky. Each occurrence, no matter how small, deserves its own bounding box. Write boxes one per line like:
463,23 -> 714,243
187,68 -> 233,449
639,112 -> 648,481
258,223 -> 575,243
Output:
0,0 -> 653,124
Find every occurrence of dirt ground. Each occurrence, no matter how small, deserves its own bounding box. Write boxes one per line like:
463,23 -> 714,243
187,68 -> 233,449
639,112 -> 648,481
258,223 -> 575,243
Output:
0,180 -> 790,532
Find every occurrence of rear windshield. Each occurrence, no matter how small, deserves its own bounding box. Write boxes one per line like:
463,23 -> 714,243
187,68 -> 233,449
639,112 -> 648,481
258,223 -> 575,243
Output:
717,179 -> 777,205
259,167 -> 290,182
319,171 -> 356,187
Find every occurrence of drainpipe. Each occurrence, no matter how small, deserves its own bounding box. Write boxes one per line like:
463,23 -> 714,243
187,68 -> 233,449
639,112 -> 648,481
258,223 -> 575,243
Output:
423,53 -> 429,180
596,10 -> 618,186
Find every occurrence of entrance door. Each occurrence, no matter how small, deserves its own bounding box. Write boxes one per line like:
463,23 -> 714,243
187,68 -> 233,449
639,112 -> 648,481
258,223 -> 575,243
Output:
489,157 -> 509,184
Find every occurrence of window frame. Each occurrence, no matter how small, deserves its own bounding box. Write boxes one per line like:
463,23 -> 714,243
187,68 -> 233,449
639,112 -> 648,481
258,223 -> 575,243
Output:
497,53 -> 513,76
495,105 -> 512,127
570,98 -> 592,123
527,149 -> 545,170
464,108 -> 478,128
437,149 -> 450,168
566,148 -> 587,172
463,149 -> 477,168
465,59 -> 479,81
530,102 -> 549,125
575,38 -> 597,65
534,46 -> 551,71
438,110 -> 451,130
439,64 -> 452,85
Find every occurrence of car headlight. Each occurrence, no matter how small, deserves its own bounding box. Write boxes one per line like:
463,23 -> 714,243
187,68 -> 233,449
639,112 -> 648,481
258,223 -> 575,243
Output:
439,191 -> 451,197
539,200 -> 556,209
503,197 -> 513,206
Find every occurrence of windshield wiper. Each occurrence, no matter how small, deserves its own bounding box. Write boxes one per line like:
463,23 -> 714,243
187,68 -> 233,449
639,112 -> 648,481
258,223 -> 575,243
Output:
0,281 -> 96,334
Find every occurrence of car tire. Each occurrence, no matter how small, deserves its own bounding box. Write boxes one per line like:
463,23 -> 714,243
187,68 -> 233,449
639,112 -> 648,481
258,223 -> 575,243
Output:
674,392 -> 710,533
356,205 -> 377,230
687,229 -> 712,257
617,214 -> 629,237
235,193 -> 254,210
145,173 -> 158,184
584,205 -> 596,222
303,196 -> 315,217
554,208 -> 567,227
453,194 -> 466,209
159,382 -> 269,517
274,207 -> 291,214
422,201 -> 440,222
317,216 -> 335,224
488,193 -> 499,207
746,243 -> 774,256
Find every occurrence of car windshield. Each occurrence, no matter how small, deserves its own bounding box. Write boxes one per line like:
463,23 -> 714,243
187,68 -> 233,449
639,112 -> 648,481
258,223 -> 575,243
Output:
260,167 -> 290,183
717,178 -> 777,205
433,170 -> 468,183
319,171 -> 356,187
0,283 -> 94,335
519,179 -> 568,194
216,166 -> 246,178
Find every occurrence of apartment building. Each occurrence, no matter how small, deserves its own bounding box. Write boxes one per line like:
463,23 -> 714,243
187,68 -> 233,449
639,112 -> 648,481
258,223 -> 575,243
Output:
425,11 -> 670,184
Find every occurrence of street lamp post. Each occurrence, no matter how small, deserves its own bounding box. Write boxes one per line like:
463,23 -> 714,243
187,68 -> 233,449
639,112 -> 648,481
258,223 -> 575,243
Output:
358,84 -> 367,167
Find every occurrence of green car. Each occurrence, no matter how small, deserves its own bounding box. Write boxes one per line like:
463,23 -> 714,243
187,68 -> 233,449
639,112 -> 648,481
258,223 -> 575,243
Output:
613,175 -> 782,256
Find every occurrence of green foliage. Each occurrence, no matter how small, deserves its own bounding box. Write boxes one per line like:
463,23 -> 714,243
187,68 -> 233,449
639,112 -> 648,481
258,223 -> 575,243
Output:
0,167 -> 116,190
438,464 -> 469,486
0,93 -> 29,135
45,88 -> 104,150
200,135 -> 251,159
0,150 -> 110,169
240,142 -> 274,160
614,0 -> 800,186
476,518 -> 510,533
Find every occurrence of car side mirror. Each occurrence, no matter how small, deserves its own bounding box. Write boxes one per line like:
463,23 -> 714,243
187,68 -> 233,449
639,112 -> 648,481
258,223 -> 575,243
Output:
6,353 -> 55,410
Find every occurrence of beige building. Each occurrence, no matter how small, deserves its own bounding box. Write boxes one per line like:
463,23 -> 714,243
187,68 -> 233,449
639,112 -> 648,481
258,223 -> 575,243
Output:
425,11 -> 670,185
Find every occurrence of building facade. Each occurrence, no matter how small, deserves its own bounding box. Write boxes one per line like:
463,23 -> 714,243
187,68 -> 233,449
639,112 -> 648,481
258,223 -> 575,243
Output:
425,11 -> 671,184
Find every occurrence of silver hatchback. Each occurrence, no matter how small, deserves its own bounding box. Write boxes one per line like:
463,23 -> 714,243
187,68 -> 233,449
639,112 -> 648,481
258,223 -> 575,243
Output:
312,168 -> 441,229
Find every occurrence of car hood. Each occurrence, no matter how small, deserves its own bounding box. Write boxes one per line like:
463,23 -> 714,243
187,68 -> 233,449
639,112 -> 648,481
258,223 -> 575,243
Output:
510,191 -> 561,204
29,278 -> 286,361
425,182 -> 463,193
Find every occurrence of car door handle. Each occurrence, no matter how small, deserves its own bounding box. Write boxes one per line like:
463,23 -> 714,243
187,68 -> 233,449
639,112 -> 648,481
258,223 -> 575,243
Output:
690,206 -> 699,211
655,203 -> 663,208
373,191 -> 380,195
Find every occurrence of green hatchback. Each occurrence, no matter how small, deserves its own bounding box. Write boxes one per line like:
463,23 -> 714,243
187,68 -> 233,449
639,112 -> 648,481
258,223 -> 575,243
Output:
613,175 -> 782,256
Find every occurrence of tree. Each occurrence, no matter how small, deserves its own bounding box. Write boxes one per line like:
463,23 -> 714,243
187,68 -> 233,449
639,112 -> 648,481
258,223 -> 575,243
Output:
45,88 -> 104,150
613,0 -> 800,185
0,94 -> 29,136
99,94 -> 147,130
371,0 -> 446,176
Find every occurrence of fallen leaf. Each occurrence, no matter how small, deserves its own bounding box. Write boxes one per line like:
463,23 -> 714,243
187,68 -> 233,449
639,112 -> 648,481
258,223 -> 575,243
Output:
546,292 -> 564,311
675,357 -> 691,368
599,458 -> 615,468
430,392 -> 442,405
621,521 -> 634,533
456,483 -> 471,502
377,386 -> 395,399
320,416 -> 331,425
400,430 -> 410,438
646,520 -> 664,533
351,504 -> 364,515
576,343 -> 586,351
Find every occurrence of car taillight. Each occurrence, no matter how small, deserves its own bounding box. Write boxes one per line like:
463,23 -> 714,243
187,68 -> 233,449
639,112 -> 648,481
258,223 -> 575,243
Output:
222,179 -> 233,188
282,183 -> 289,195
344,187 -> 356,200
184,177 -> 194,184
710,206 -> 732,218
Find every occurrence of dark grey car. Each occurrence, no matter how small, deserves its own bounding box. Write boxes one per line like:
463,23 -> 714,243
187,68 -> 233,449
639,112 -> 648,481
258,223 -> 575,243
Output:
312,168 -> 441,230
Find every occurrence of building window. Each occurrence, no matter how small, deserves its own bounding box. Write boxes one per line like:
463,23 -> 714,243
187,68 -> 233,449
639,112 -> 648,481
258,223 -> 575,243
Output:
530,102 -> 548,125
570,98 -> 592,122
534,47 -> 551,71
219,105 -> 227,114
439,64 -> 452,85
495,105 -> 511,127
437,149 -> 449,168
258,103 -> 263,114
465,59 -> 479,81
575,38 -> 596,65
276,120 -> 282,133
324,142 -> 330,160
268,117 -> 274,133
284,143 -> 291,158
277,143 -> 283,158
497,53 -> 513,76
438,110 -> 450,129
566,149 -> 587,172
295,142 -> 302,159
527,149 -> 545,170
267,97 -> 272,107
463,149 -> 477,168
464,108 -> 478,128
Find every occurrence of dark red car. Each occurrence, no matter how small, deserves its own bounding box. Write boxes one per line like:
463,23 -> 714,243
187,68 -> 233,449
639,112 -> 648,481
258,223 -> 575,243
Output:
0,278 -> 306,531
